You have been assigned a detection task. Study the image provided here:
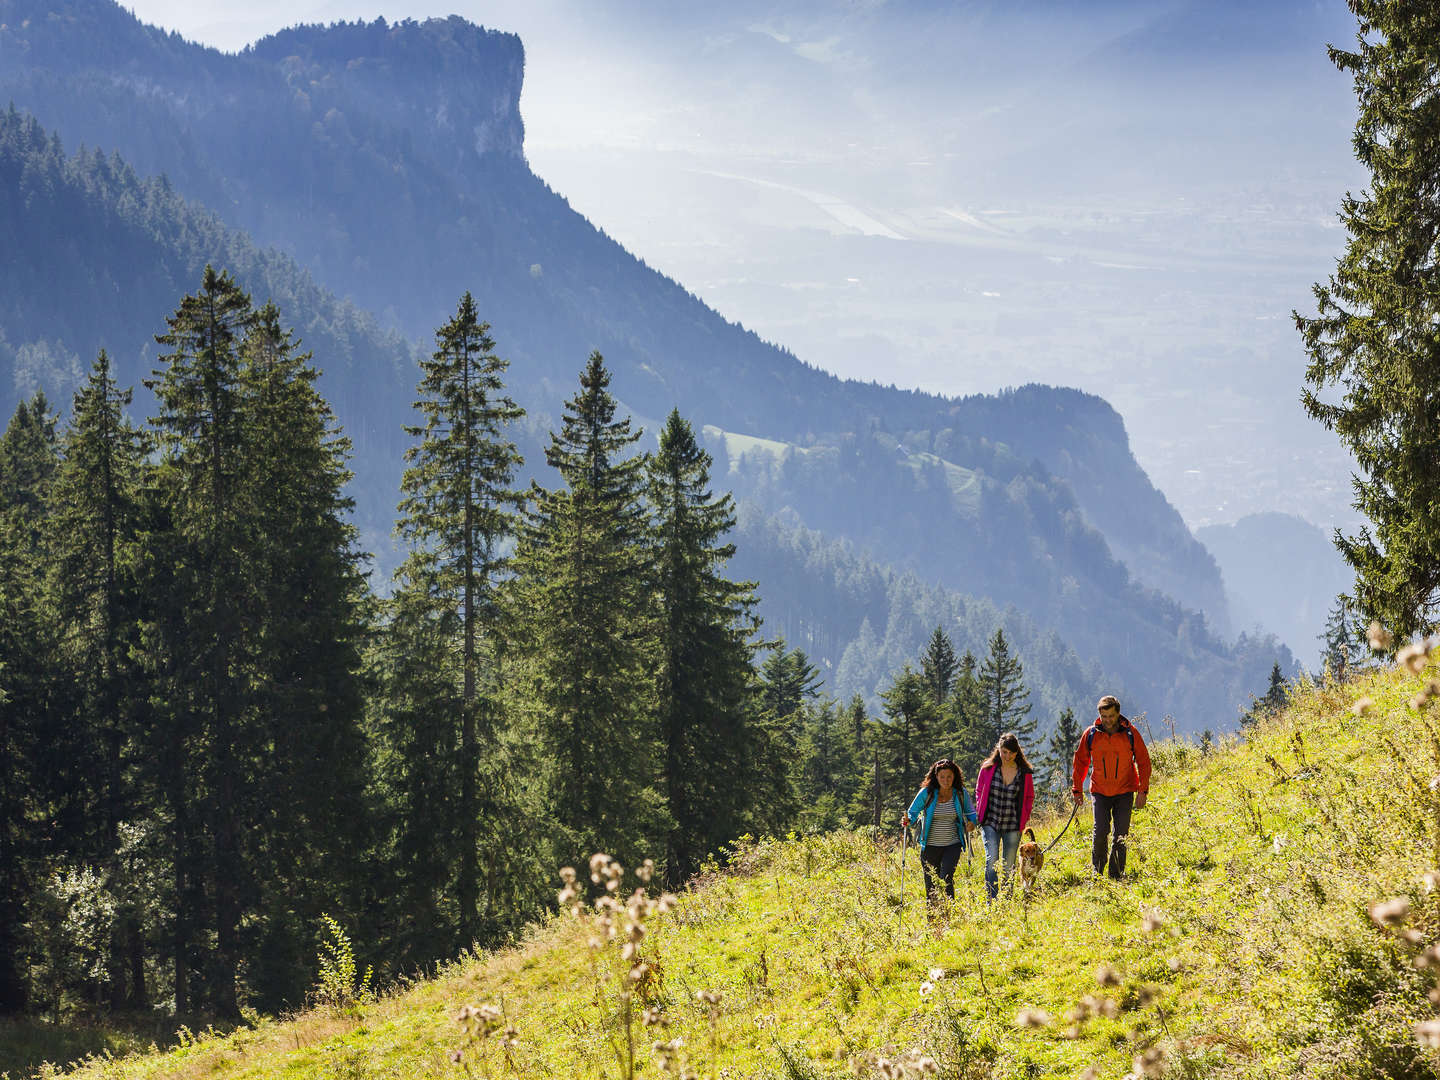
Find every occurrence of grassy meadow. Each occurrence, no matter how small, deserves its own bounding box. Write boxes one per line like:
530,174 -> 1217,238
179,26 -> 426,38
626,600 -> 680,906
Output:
14,660 -> 1440,1080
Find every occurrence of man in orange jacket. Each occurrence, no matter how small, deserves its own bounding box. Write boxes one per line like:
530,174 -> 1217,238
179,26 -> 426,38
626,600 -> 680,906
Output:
1072,695 -> 1151,879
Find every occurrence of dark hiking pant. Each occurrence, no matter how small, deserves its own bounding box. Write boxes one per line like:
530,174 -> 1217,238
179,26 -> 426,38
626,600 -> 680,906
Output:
921,842 -> 965,901
1091,792 -> 1134,879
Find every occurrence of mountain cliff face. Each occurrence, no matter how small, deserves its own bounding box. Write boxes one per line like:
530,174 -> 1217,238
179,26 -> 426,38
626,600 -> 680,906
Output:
0,0 -> 1287,729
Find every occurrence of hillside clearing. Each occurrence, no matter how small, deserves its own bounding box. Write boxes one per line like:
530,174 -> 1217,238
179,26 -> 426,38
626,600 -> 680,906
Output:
35,662 -> 1440,1080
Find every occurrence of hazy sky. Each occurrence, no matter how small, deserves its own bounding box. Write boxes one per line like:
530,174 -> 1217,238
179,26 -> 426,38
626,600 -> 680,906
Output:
119,0 -> 1367,530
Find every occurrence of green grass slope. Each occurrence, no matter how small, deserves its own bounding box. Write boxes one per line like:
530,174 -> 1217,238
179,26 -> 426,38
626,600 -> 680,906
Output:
30,661 -> 1440,1080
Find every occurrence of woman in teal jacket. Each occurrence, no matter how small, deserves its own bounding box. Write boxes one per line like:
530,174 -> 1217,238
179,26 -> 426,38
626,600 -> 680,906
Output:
906,758 -> 978,903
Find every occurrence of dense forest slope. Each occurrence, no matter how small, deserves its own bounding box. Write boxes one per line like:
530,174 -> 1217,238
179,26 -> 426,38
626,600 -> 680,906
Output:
28,659 -> 1440,1080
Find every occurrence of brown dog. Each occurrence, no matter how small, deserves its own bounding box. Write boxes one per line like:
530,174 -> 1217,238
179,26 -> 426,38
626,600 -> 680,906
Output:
1017,828 -> 1044,893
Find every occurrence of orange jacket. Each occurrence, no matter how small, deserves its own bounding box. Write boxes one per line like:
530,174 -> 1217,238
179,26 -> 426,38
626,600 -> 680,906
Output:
1072,716 -> 1151,797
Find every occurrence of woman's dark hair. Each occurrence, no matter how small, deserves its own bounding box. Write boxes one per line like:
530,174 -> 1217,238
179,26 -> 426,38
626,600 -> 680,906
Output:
980,732 -> 1034,775
923,758 -> 966,797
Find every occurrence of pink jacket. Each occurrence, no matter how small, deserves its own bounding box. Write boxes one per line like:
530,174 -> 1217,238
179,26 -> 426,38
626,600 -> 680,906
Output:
974,763 -> 1035,832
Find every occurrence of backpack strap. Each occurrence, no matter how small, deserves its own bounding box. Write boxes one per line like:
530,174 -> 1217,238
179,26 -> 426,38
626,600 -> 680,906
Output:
1086,724 -> 1136,754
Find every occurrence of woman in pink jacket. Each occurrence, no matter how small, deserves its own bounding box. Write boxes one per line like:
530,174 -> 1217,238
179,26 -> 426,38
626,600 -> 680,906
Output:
974,732 -> 1036,900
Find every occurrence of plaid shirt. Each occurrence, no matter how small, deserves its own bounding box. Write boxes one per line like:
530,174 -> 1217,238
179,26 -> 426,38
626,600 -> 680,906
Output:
984,768 -> 1025,831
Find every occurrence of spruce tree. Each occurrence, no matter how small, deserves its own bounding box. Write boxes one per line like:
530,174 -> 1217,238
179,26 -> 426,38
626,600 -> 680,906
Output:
1297,1 -> 1440,638
920,625 -> 959,709
949,649 -> 989,773
514,352 -> 661,871
234,305 -> 373,1007
648,410 -> 763,885
876,665 -> 937,807
0,393 -> 62,1014
977,628 -> 1034,751
759,646 -> 822,742
146,265 -> 255,1016
387,292 -> 525,949
49,353 -> 149,1008
1319,594 -> 1365,679
1040,707 -> 1082,800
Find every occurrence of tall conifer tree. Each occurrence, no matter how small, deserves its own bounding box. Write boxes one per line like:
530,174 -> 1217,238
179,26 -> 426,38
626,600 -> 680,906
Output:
1297,1 -> 1440,638
386,292 -> 525,948
647,410 -> 763,885
0,394 -> 61,1013
977,628 -> 1034,750
876,665 -> 936,806
50,353 -> 149,1007
235,305 -> 373,1006
920,626 -> 959,709
515,353 -> 661,871
147,265 -> 255,1016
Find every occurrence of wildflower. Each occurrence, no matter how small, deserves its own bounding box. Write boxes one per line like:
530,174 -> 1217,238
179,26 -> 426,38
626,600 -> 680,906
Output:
630,961 -> 650,982
1368,896 -> 1411,927
559,866 -> 577,885
643,1006 -> 665,1027
450,1048 -> 464,1063
638,858 -> 655,884
1167,956 -> 1183,973
1096,963 -> 1122,986
1352,696 -> 1375,716
1134,1047 -> 1166,1078
1369,621 -> 1394,651
1016,1007 -> 1051,1028
1399,642 -> 1430,675
589,853 -> 612,884
928,967 -> 945,980
1417,1020 -> 1440,1050
1140,907 -> 1166,934
919,980 -> 935,998
657,893 -> 679,913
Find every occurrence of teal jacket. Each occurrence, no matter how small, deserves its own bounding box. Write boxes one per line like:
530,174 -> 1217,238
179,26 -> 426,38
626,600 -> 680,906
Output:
907,785 -> 978,849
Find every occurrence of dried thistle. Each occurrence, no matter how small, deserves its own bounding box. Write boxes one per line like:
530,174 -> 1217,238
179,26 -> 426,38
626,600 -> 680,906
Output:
1368,896 -> 1411,928
1133,1046 -> 1167,1078
1369,621 -> 1394,651
1418,1019 -> 1440,1049
1015,1007 -> 1052,1028
1353,696 -> 1376,716
1095,963 -> 1122,986
1399,642 -> 1430,675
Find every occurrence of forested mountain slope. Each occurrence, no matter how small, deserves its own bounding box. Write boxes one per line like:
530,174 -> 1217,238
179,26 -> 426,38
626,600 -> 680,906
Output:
41,658 -> 1440,1080
0,0 -> 1229,628
0,106 -> 1291,727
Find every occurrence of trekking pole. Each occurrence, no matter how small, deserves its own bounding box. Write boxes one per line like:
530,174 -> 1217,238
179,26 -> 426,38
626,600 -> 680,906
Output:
897,816 -> 909,936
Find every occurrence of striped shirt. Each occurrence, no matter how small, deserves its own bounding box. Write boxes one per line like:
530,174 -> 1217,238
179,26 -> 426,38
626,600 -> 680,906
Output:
984,768 -> 1025,831
927,796 -> 961,847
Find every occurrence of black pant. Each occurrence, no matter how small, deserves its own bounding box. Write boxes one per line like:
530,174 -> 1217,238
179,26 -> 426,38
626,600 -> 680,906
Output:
1091,792 -> 1134,879
920,842 -> 964,900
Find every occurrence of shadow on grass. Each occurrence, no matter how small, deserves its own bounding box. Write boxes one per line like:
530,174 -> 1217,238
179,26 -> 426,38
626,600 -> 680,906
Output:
0,1013 -> 194,1079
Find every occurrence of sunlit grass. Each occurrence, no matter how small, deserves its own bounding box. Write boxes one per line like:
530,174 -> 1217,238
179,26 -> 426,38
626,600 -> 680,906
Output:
41,660 -> 1440,1079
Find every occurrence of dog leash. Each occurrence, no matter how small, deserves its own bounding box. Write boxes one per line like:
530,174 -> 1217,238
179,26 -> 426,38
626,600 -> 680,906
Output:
1041,798 -> 1081,854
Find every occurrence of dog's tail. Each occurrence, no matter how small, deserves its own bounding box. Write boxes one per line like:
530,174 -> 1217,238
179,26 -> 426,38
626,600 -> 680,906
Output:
1024,827 -> 1036,842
